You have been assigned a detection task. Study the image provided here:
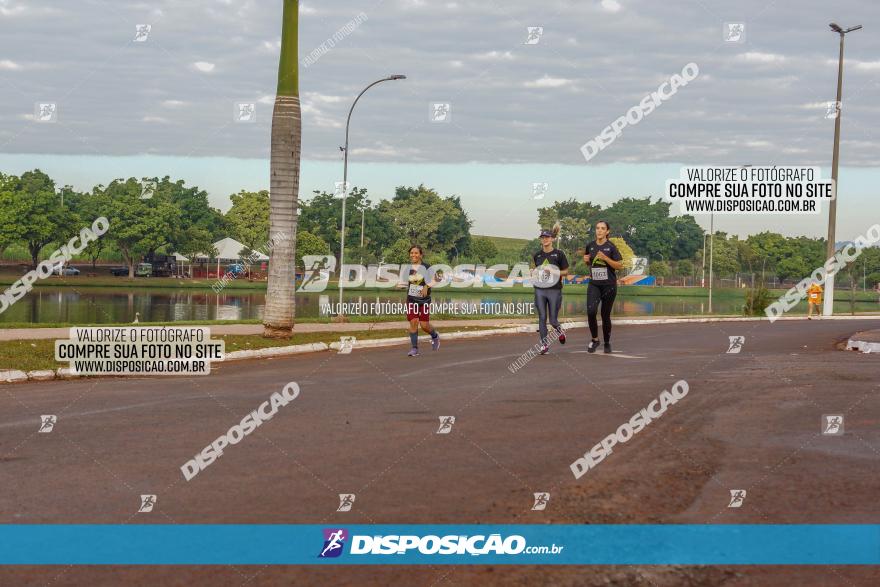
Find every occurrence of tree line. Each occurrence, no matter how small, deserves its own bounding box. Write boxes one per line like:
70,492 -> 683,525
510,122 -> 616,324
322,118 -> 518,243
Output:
2,169 -> 876,287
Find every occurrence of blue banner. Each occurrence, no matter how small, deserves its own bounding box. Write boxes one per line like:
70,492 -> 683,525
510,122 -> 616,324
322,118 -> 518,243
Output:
1,525 -> 878,565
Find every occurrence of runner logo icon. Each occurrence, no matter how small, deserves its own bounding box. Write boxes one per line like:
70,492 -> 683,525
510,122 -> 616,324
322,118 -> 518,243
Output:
299,256 -> 336,292
138,494 -> 157,513
319,528 -> 348,558
337,494 -> 356,512
532,492 -> 550,511
728,490 -> 746,508
822,414 -> 844,435
727,336 -> 745,353
38,415 -> 57,433
437,416 -> 455,434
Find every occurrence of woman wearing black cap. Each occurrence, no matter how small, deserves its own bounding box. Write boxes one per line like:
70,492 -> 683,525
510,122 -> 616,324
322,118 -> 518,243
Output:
532,222 -> 569,355
584,220 -> 623,353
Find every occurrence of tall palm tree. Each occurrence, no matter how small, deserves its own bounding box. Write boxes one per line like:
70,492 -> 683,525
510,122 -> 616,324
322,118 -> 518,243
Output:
263,0 -> 301,338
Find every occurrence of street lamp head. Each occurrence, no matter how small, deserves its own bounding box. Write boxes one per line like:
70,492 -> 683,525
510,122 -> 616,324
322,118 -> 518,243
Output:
388,74 -> 407,80
829,23 -> 843,33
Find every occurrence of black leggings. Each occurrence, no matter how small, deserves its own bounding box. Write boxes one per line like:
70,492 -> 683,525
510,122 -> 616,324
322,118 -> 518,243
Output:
587,282 -> 617,343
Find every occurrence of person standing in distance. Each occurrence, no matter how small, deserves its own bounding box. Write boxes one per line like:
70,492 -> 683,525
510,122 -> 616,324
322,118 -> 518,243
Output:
807,282 -> 823,320
584,221 -> 624,353
532,222 -> 569,355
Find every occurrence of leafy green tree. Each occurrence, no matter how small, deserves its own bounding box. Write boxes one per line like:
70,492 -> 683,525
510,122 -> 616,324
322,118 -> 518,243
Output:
675,259 -> 695,279
383,238 -> 413,264
299,187 -> 398,260
602,197 -> 677,260
4,170 -> 70,267
0,173 -> 25,259
651,260 -> 671,281
70,189 -> 110,268
707,233 -> 741,278
100,179 -> 178,277
295,230 -> 329,268
227,189 -> 269,250
470,237 -> 498,262
610,237 -> 635,274
149,176 -> 225,259
538,199 -> 601,230
384,185 -> 469,255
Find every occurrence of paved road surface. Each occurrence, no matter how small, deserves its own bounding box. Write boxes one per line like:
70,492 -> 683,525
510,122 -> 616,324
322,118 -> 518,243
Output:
1,319 -> 878,586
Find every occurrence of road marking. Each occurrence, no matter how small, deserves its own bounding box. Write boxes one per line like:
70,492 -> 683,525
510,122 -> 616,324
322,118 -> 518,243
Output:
569,351 -> 644,359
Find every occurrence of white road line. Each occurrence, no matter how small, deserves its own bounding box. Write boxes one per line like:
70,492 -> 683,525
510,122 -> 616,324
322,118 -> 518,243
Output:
568,351 -> 644,359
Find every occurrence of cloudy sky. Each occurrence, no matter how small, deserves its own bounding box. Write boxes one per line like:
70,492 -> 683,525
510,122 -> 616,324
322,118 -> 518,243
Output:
1,0 -> 878,239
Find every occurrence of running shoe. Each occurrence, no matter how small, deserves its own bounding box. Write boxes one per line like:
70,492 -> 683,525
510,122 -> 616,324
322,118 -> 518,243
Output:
431,335 -> 440,351
587,340 -> 600,353
540,344 -> 549,355
408,347 -> 420,357
557,327 -> 566,344
604,343 -> 612,354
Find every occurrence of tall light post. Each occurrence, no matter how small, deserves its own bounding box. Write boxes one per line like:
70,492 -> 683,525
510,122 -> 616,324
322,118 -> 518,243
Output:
338,75 -> 406,315
708,210 -> 714,313
824,23 -> 861,317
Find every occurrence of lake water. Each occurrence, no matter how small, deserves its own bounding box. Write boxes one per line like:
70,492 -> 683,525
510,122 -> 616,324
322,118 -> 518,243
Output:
0,286 -> 875,324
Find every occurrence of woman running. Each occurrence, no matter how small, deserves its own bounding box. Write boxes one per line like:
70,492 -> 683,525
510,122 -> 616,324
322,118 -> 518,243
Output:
584,221 -> 624,353
400,245 -> 440,357
532,222 -> 569,354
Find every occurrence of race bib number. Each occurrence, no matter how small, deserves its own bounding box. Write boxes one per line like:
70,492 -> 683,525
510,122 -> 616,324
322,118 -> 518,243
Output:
591,266 -> 609,281
533,265 -> 560,288
408,283 -> 424,297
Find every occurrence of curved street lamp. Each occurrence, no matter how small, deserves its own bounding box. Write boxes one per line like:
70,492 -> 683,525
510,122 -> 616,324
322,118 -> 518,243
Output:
337,75 -> 406,316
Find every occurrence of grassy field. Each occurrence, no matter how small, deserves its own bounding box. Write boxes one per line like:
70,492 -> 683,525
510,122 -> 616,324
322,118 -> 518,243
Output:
0,326 -> 494,372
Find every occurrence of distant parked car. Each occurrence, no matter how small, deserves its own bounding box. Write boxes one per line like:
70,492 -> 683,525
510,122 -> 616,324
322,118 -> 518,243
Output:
136,263 -> 152,277
110,267 -> 129,276
52,265 -> 80,276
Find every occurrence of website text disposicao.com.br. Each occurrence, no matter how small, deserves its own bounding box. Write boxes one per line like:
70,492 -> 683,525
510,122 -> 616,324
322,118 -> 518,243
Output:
321,532 -> 564,558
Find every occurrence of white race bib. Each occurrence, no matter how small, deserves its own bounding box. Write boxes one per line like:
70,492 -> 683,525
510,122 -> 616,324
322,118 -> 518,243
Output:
408,283 -> 424,297
532,265 -> 560,288
591,266 -> 609,281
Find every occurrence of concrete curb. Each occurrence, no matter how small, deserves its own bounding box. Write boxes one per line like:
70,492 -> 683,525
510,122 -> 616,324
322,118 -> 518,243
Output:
0,369 -> 28,383
224,342 -> 329,360
845,339 -> 880,354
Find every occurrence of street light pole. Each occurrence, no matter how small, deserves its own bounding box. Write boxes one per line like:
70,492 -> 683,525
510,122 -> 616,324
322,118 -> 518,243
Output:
338,75 -> 406,317
708,210 -> 714,313
824,23 -> 861,317
701,233 -> 706,288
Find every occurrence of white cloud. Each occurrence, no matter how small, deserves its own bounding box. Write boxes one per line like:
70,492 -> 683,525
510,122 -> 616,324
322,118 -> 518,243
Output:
192,61 -> 215,73
738,52 -> 786,63
142,116 -> 170,124
161,100 -> 187,108
601,0 -> 623,13
475,50 -> 514,61
260,39 -> 281,53
524,76 -> 573,88
0,59 -> 21,70
300,2 -> 317,15
854,60 -> 880,71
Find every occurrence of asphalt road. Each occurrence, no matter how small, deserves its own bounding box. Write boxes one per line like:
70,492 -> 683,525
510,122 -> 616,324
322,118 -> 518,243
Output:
1,318 -> 878,586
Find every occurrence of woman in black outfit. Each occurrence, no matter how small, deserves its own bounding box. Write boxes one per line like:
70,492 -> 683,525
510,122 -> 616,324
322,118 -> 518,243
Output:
583,221 -> 624,353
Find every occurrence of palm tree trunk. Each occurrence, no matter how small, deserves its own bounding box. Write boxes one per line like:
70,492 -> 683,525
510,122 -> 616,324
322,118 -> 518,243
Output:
263,0 -> 300,338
